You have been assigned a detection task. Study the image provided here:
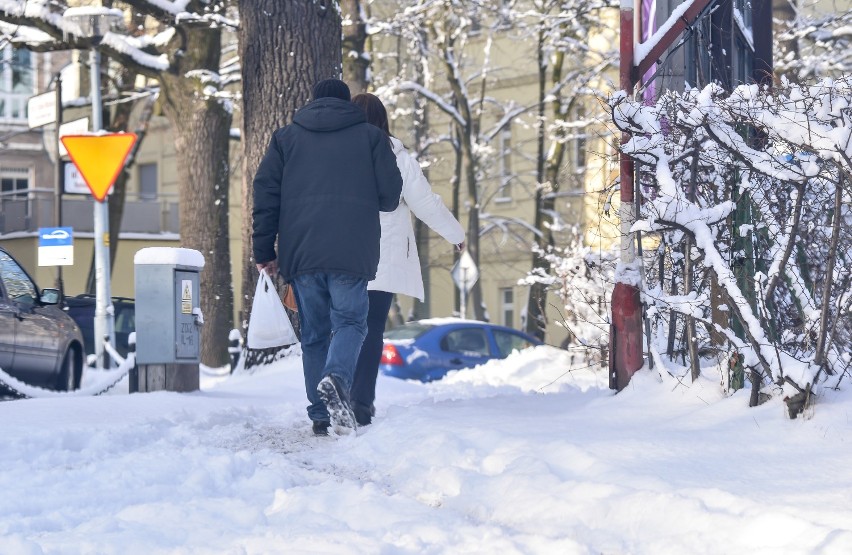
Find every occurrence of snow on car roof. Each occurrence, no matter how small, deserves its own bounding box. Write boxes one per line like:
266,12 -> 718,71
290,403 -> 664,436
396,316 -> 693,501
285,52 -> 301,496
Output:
416,317 -> 486,326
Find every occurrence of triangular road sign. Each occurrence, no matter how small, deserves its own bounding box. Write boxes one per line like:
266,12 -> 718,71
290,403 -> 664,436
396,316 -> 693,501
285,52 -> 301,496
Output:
451,250 -> 479,294
61,133 -> 138,202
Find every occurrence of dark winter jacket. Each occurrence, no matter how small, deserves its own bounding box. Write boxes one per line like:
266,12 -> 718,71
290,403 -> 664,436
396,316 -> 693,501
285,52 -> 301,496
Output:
252,97 -> 403,282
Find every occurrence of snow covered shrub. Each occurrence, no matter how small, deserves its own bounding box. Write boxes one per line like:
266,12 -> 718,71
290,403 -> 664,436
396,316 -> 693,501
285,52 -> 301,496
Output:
520,241 -> 616,364
612,77 -> 852,414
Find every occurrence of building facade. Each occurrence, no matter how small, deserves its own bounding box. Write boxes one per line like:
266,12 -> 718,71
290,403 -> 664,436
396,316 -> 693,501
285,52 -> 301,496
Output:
0,0 -> 780,350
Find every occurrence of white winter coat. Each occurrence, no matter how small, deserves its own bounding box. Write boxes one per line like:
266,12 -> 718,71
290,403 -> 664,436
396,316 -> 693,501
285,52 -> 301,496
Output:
368,137 -> 465,300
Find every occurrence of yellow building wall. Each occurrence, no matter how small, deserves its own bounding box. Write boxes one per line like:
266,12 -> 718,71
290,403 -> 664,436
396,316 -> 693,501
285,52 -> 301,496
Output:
368,4 -> 619,346
1,235 -> 179,298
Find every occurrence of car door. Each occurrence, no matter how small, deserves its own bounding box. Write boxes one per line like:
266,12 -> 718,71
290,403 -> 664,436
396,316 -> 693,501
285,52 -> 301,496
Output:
435,326 -> 492,379
0,251 -> 59,383
0,283 -> 16,372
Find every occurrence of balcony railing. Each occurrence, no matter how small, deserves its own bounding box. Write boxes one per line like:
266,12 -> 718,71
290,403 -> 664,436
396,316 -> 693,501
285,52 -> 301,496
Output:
0,92 -> 32,123
0,188 -> 180,235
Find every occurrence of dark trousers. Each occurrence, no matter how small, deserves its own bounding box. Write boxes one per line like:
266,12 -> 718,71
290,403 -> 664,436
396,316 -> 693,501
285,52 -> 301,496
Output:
351,290 -> 394,413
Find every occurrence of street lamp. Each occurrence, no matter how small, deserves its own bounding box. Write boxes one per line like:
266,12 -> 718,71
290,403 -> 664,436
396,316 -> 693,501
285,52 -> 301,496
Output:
63,6 -> 124,370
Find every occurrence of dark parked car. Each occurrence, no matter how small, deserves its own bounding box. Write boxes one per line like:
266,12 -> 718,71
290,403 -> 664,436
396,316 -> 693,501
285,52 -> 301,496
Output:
64,294 -> 135,360
380,319 -> 543,382
0,247 -> 84,391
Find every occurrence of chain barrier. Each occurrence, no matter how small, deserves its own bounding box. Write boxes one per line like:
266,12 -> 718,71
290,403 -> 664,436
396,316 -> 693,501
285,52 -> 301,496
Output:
0,343 -> 136,400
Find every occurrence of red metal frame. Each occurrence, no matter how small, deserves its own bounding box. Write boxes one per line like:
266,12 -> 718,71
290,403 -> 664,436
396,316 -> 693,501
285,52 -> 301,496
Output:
611,0 -> 716,390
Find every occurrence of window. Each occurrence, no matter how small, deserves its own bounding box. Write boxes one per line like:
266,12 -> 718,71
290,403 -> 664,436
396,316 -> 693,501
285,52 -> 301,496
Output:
441,328 -> 490,356
0,167 -> 30,199
139,163 -> 158,200
685,18 -> 712,88
501,287 -> 514,327
735,0 -> 752,31
497,125 -> 512,199
0,251 -> 37,304
493,330 -> 533,358
0,46 -> 34,121
733,0 -> 754,87
734,37 -> 753,86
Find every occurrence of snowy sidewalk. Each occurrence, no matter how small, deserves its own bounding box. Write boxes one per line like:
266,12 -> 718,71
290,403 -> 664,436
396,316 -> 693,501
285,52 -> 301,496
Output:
1,346 -> 851,554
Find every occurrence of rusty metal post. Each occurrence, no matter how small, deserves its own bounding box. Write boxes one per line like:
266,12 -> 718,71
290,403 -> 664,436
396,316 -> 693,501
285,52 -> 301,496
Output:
610,0 -> 644,390
610,0 -> 718,391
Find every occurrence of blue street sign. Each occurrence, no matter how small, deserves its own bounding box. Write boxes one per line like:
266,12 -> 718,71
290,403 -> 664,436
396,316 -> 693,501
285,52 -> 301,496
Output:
38,227 -> 74,266
39,227 -> 73,247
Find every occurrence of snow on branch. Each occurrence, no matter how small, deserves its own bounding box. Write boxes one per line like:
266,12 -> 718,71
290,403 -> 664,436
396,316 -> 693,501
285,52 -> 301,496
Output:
396,80 -> 466,127
0,0 -> 82,36
101,31 -> 169,71
0,20 -> 51,45
612,78 -> 852,409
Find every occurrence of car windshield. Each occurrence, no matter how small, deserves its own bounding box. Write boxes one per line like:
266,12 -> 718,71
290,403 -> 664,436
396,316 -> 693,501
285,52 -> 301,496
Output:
384,323 -> 433,340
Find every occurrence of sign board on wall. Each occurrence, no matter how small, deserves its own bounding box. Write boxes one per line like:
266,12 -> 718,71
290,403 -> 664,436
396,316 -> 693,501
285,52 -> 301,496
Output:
27,91 -> 56,129
64,162 -> 90,195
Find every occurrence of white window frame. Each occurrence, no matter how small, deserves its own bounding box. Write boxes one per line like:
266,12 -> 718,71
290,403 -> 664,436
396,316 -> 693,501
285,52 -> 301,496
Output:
501,287 -> 514,328
0,45 -> 36,124
495,125 -> 513,202
0,166 -> 32,197
138,162 -> 159,201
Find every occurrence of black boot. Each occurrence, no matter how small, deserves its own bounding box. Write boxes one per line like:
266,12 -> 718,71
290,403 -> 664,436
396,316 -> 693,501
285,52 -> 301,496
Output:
353,402 -> 372,426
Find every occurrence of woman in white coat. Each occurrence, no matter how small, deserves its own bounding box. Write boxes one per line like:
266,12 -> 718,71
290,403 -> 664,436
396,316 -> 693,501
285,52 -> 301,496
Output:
350,93 -> 465,426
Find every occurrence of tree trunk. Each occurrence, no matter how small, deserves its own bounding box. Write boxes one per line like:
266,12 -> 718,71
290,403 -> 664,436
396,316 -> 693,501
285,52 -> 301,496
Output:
412,42 -> 431,319
341,0 -> 369,94
461,141 -> 486,321
813,178 -> 843,370
684,237 -> 700,381
451,129 -> 462,315
108,89 -> 156,269
437,29 -> 485,322
238,0 -> 342,334
102,2 -> 148,272
526,36 -> 568,340
158,24 -> 233,368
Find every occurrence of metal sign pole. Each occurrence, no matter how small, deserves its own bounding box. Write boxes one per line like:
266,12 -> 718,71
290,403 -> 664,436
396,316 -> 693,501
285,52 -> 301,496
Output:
53,74 -> 64,301
460,268 -> 467,320
451,251 -> 478,321
90,47 -> 115,371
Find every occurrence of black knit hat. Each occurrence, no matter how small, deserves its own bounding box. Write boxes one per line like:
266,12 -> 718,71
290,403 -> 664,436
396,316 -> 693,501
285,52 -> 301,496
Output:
312,78 -> 351,101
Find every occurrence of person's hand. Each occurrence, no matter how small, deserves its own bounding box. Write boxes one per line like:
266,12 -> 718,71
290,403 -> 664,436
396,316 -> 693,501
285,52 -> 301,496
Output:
456,241 -> 465,252
256,260 -> 278,276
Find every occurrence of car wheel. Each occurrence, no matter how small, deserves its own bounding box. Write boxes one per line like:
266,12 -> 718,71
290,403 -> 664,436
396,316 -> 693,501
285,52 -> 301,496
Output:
57,347 -> 78,392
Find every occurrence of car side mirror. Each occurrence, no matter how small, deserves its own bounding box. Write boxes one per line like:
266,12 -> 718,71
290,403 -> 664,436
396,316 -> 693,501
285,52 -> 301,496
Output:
40,288 -> 60,305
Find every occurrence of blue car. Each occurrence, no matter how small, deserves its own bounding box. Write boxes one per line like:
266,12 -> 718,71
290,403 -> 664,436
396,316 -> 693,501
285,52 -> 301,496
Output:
380,319 -> 542,382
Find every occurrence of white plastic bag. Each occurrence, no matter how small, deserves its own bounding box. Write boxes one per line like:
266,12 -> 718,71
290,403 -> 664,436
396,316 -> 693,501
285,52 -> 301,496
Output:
247,272 -> 298,349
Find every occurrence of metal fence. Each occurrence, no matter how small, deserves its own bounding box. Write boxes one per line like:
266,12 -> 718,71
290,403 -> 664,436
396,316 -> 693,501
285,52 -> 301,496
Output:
0,188 -> 180,235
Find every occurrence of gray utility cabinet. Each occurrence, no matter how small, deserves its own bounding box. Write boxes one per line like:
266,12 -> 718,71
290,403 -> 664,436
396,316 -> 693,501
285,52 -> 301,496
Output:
133,248 -> 204,392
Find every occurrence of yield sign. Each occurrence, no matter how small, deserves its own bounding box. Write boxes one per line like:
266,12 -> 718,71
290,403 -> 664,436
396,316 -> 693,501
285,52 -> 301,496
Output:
451,250 -> 479,294
61,133 -> 138,202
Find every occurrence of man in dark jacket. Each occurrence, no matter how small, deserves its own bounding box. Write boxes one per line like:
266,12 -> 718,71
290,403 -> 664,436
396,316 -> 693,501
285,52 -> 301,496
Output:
252,79 -> 402,435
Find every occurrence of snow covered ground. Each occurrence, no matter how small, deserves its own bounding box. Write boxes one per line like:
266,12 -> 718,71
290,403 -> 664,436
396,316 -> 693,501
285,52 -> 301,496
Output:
2,346 -> 852,554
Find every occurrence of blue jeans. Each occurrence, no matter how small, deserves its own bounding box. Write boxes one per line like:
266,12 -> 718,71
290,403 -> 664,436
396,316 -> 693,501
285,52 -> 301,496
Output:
291,272 -> 368,422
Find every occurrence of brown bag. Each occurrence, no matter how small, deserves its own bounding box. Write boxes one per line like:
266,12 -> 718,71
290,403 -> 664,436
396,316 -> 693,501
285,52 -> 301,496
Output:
282,283 -> 298,312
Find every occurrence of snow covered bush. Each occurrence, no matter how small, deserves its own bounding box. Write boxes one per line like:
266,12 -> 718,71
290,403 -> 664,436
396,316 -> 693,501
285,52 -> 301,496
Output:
520,239 -> 616,365
611,77 -> 852,414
